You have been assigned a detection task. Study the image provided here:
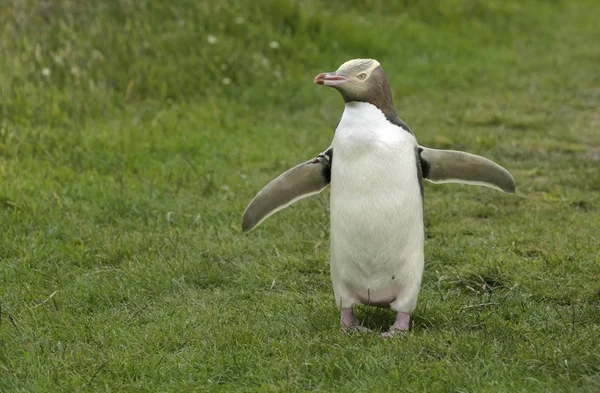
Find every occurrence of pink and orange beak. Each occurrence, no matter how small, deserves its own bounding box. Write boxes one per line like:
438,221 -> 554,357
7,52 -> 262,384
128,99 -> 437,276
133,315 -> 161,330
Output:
314,72 -> 347,87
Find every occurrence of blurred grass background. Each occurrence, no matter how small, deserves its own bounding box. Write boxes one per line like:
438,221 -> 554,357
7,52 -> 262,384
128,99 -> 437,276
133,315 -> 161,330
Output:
1,0 -> 599,391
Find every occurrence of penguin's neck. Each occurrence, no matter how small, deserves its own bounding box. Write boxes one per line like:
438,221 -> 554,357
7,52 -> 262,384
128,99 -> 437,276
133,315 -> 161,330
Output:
343,101 -> 413,135
339,102 -> 389,131
335,102 -> 414,156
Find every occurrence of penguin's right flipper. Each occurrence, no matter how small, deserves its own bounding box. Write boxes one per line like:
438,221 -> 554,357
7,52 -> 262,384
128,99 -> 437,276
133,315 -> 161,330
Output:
419,146 -> 516,193
242,148 -> 332,232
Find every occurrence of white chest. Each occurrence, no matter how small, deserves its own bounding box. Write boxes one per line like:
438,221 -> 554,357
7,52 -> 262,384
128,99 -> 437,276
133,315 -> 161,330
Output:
331,102 -> 419,194
333,103 -> 413,159
329,102 -> 424,307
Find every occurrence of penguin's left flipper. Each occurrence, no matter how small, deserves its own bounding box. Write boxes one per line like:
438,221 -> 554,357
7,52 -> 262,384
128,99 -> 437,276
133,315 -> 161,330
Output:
242,148 -> 332,232
419,146 -> 516,193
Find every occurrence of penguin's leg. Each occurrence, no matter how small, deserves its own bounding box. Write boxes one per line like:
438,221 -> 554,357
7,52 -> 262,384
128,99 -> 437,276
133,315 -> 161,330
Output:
333,280 -> 371,332
382,263 -> 423,337
336,294 -> 362,330
340,307 -> 372,333
381,311 -> 411,338
340,307 -> 359,328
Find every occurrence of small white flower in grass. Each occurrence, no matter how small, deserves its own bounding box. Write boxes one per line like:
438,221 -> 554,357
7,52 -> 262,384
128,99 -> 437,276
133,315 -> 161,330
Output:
221,77 -> 231,85
260,56 -> 270,67
41,67 -> 51,77
207,34 -> 218,45
234,16 -> 244,25
269,41 -> 280,49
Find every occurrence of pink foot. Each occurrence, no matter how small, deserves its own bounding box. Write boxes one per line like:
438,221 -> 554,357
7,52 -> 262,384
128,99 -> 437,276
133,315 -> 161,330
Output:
381,311 -> 410,338
340,307 -> 371,333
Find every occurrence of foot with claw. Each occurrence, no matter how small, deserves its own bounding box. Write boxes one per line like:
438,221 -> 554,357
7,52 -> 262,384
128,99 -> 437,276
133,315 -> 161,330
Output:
340,307 -> 372,333
381,311 -> 410,338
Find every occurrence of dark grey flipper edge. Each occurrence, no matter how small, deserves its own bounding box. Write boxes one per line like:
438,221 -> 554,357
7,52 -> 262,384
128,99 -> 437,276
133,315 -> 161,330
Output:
419,146 -> 516,194
242,149 -> 332,232
414,146 -> 424,199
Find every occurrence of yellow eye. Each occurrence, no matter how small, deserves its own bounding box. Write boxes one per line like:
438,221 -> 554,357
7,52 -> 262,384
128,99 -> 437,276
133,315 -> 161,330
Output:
357,73 -> 367,80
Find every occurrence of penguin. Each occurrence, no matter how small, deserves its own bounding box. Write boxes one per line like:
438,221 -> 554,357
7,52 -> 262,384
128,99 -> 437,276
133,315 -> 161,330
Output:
242,59 -> 515,336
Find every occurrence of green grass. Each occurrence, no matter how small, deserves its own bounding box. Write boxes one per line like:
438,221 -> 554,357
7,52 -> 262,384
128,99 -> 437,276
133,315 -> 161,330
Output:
1,0 -> 600,391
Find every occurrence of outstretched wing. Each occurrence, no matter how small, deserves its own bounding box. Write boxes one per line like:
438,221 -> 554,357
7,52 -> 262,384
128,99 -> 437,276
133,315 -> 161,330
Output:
242,145 -> 514,232
242,148 -> 332,232
418,146 -> 516,193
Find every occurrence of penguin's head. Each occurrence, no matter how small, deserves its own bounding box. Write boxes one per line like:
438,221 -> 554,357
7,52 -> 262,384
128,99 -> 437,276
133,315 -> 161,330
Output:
314,59 -> 395,116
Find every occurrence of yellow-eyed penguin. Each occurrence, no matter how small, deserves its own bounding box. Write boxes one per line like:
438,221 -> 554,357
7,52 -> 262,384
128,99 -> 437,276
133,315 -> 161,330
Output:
242,59 -> 515,336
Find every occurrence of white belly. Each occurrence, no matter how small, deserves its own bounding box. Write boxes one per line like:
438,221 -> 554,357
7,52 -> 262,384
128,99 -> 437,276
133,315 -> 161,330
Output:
330,102 -> 424,312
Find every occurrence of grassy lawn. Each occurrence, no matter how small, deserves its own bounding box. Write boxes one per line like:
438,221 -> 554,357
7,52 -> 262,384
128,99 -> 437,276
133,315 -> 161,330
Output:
1,0 -> 599,391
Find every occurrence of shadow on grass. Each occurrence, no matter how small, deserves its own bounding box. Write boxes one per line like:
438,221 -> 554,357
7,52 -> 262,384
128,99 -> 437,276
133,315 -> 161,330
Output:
354,306 -> 447,333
